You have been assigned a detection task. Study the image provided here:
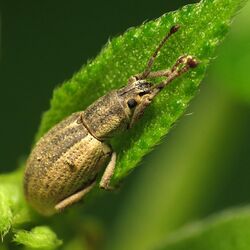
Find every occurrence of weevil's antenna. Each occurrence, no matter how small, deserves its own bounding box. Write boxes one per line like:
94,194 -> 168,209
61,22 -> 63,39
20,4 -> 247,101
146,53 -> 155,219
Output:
139,25 -> 180,80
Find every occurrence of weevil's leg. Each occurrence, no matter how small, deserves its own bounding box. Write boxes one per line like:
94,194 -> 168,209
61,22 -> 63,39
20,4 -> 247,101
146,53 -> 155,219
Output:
99,152 -> 117,190
135,55 -> 193,80
139,69 -> 172,79
151,55 -> 198,94
55,181 -> 96,212
136,25 -> 180,80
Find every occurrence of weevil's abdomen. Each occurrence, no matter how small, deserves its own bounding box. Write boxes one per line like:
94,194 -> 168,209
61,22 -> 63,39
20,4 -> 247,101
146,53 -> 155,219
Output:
24,112 -> 109,216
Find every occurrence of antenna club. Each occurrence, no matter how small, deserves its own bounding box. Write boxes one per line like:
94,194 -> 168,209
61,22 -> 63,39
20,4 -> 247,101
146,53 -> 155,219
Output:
170,24 -> 180,34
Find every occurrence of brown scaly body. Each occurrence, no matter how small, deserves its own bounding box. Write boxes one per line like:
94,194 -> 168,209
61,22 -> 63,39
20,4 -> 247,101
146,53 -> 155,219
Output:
24,91 -> 127,216
24,113 -> 108,215
24,25 -> 198,216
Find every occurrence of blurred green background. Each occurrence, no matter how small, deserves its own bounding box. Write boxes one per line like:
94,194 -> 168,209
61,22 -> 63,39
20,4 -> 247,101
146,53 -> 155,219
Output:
1,0 -> 250,250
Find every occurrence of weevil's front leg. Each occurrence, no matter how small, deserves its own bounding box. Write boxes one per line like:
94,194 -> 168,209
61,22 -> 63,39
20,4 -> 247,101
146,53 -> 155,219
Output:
128,68 -> 171,82
135,69 -> 171,80
100,152 -> 117,190
135,55 -> 194,80
55,181 -> 96,212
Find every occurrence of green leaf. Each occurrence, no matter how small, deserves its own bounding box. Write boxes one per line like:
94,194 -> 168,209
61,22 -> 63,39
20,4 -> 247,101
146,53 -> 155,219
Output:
13,226 -> 62,250
156,206 -> 250,250
0,168 -> 31,238
34,0 -> 245,185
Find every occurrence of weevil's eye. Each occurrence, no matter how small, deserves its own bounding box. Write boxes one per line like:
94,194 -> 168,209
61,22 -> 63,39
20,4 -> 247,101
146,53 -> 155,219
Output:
127,99 -> 137,109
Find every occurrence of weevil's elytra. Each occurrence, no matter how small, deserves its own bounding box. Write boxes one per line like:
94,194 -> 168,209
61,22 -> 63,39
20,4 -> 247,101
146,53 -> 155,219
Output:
24,25 -> 198,216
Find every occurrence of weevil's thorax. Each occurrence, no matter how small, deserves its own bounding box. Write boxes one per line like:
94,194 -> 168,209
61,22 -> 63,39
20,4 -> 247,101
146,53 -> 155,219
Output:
81,90 -> 130,140
81,80 -> 154,140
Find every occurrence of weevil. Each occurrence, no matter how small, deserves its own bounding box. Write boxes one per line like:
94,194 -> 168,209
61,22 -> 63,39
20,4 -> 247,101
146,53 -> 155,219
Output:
24,25 -> 198,216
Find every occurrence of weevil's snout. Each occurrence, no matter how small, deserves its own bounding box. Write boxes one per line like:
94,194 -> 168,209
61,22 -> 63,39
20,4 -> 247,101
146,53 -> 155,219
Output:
118,80 -> 157,129
129,83 -> 162,128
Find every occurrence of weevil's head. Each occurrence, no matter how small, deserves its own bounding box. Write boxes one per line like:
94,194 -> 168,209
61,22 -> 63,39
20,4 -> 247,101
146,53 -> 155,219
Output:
117,78 -> 157,129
